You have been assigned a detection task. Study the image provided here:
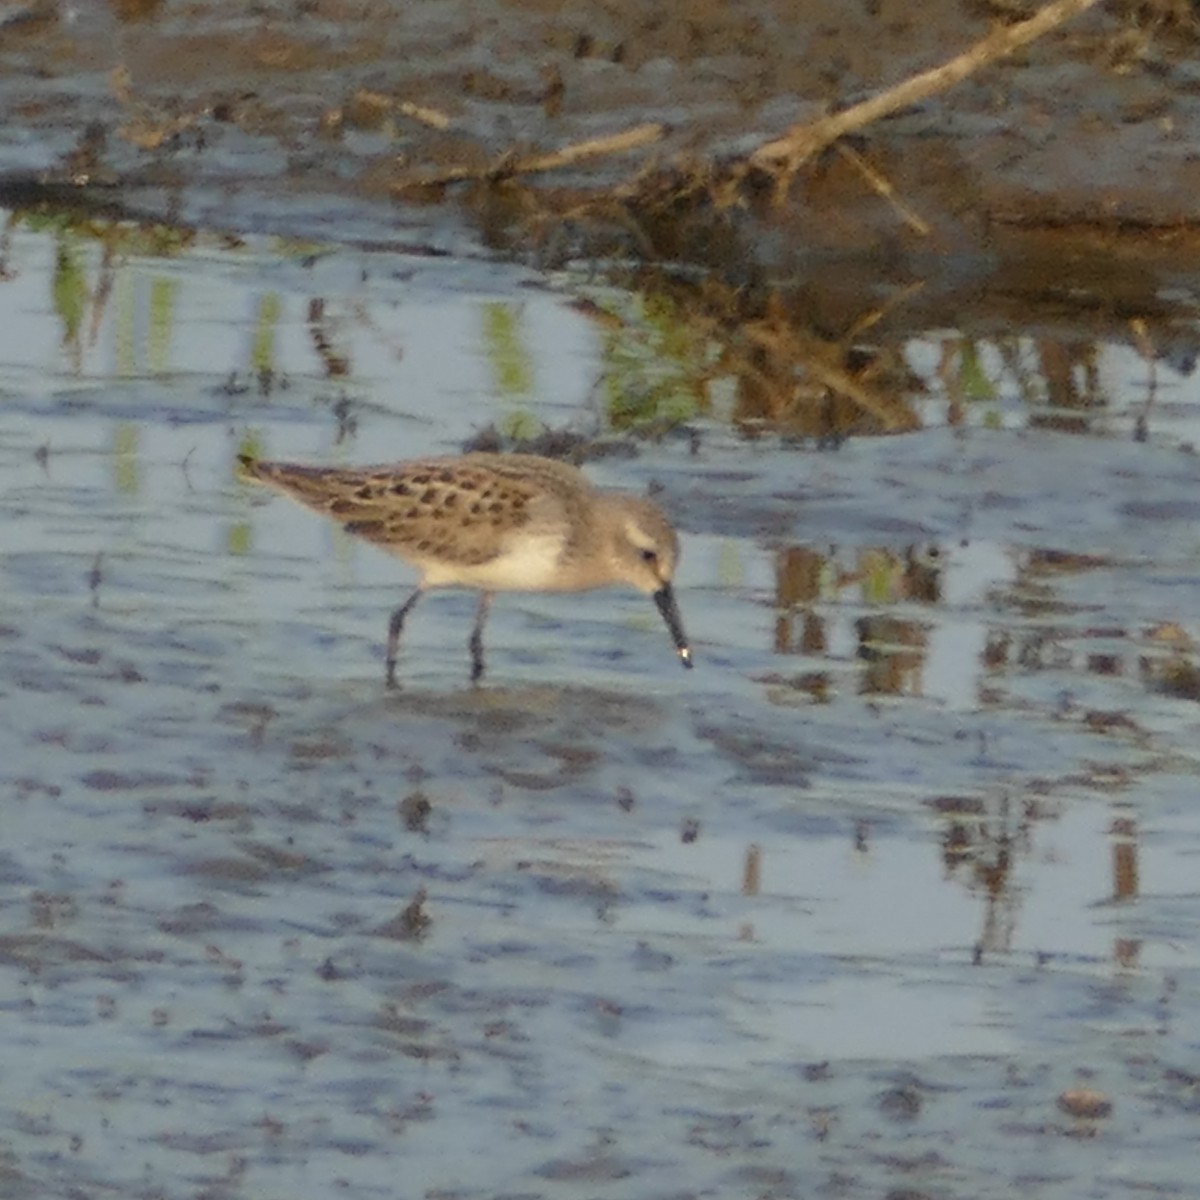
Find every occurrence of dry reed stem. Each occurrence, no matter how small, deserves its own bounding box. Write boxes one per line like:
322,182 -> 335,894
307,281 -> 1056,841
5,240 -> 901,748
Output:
392,122 -> 664,194
396,101 -> 452,130
749,0 -> 1103,200
834,143 -> 931,236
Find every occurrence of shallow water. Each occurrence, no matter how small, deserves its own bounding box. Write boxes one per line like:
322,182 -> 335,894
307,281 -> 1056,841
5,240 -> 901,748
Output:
3,212 -> 1200,1198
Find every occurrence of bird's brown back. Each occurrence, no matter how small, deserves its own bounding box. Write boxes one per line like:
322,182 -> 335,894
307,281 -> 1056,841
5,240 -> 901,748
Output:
239,454 -> 578,569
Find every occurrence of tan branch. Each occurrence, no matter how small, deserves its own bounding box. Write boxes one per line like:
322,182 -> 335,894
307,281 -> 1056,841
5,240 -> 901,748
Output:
517,123 -> 664,172
391,122 -> 664,194
749,0 -> 1103,190
834,143 -> 931,236
395,100 -> 452,130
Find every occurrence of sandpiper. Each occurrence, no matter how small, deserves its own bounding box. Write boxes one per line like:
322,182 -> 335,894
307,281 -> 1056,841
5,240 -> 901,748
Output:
238,452 -> 693,686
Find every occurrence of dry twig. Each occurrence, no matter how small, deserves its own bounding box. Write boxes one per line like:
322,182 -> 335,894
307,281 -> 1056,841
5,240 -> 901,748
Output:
391,122 -> 664,194
396,100 -> 451,130
749,0 -> 1103,201
834,143 -> 931,236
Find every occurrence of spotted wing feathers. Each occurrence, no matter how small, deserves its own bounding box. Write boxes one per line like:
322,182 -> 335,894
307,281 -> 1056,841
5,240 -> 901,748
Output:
239,455 -> 542,567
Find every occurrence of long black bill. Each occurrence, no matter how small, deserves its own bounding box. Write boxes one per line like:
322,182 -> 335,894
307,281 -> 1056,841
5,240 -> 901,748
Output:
653,584 -> 693,669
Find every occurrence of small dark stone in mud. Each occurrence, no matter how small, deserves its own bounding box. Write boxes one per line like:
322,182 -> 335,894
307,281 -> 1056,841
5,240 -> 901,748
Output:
1162,1066 -> 1199,1088
88,553 -> 103,606
878,1085 -> 923,1122
30,891 -> 78,929
176,804 -> 214,823
289,735 -> 349,762
399,790 -> 432,833
1084,709 -> 1141,734
534,872 -> 618,902
14,778 -> 61,800
1057,1088 -> 1113,1119
145,799 -> 247,823
593,998 -> 622,1037
286,1039 -> 330,1064
632,941 -> 673,972
157,902 -> 220,936
373,889 -> 431,940
854,819 -> 869,852
55,644 -> 102,665
925,794 -> 986,815
83,769 -> 176,792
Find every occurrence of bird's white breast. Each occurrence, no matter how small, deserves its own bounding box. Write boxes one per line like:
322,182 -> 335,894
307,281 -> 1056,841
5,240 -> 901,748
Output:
420,531 -> 571,592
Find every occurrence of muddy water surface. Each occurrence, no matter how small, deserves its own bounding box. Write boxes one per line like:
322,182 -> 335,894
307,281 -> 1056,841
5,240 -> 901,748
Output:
1,209 -> 1199,1199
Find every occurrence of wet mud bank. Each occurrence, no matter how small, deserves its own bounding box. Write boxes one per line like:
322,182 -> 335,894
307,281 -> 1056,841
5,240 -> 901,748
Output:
5,0 -> 1200,408
5,1 -> 1200,256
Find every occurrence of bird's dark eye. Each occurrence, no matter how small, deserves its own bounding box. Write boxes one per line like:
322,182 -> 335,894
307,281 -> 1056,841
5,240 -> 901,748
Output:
640,549 -> 658,564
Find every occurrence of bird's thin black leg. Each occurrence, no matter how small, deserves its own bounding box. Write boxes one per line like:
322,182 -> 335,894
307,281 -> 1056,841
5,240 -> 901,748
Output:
385,587 -> 424,689
469,592 -> 493,684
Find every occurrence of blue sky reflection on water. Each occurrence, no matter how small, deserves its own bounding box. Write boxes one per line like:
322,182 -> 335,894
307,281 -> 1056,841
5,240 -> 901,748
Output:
2,213 -> 1200,1197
